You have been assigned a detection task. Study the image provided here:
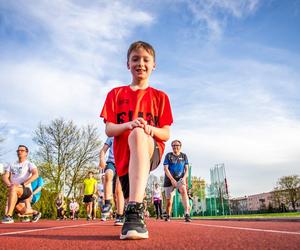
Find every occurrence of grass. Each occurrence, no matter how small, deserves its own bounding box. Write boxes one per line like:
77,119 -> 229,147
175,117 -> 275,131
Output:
191,212 -> 300,219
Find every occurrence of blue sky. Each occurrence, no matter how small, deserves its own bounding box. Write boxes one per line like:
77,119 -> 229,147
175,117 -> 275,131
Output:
0,0 -> 299,197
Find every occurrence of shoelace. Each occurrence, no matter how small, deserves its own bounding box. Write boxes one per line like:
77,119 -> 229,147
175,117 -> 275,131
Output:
125,205 -> 144,223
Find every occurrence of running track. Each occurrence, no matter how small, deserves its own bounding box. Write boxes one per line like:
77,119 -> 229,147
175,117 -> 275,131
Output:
0,219 -> 299,249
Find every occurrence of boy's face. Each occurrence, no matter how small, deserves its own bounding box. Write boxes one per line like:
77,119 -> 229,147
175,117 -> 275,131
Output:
127,47 -> 155,82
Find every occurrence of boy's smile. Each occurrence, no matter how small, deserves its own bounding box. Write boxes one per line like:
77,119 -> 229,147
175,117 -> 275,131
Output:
127,47 -> 155,86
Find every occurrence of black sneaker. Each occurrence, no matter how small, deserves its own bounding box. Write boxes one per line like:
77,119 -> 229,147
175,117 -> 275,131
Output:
2,215 -> 14,224
184,214 -> 191,222
120,202 -> 148,240
165,215 -> 170,222
87,215 -> 91,221
114,214 -> 124,226
32,212 -> 41,223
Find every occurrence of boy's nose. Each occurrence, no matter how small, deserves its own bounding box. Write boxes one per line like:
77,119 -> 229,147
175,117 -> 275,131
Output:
137,59 -> 145,66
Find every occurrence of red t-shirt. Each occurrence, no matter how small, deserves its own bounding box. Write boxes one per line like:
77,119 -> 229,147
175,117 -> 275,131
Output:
100,85 -> 173,176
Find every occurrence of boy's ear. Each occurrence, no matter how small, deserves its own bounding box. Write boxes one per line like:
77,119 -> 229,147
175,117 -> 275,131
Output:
127,61 -> 130,70
153,63 -> 156,70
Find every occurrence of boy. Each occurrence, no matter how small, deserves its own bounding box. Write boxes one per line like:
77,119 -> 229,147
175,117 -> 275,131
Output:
100,41 -> 173,239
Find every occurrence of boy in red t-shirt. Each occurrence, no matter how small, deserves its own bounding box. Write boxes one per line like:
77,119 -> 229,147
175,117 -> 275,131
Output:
100,41 -> 173,240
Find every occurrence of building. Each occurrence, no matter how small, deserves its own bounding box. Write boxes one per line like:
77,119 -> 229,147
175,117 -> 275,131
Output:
230,196 -> 248,214
247,192 -> 273,211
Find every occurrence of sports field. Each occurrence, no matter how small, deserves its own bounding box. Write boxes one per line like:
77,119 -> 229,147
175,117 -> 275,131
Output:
1,218 -> 299,249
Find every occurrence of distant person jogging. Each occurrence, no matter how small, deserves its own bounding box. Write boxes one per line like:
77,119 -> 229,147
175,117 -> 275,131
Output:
163,140 -> 191,222
100,41 -> 173,239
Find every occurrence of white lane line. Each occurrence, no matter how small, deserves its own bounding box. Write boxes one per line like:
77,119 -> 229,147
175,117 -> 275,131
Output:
177,222 -> 300,235
0,222 -> 104,236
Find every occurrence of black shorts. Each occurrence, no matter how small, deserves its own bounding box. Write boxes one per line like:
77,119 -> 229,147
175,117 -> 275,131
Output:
83,195 -> 94,203
17,186 -> 32,204
119,139 -> 160,199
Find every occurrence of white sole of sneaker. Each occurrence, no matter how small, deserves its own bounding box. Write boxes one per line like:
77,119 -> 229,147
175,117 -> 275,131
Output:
114,222 -> 123,226
1,221 -> 14,224
120,230 -> 149,240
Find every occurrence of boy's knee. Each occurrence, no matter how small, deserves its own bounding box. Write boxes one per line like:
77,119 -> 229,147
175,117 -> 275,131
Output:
128,127 -> 146,142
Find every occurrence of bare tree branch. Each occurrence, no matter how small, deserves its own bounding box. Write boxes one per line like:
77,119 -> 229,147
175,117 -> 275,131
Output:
33,118 -> 102,197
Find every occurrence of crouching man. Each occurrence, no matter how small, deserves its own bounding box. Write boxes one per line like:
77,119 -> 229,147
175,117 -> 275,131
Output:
2,145 -> 41,223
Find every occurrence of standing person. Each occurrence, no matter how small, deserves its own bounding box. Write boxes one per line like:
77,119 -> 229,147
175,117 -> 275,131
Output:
55,193 -> 65,220
2,145 -> 41,223
100,41 -> 173,239
82,171 -> 97,221
99,137 -> 125,225
163,140 -> 191,222
152,183 -> 163,219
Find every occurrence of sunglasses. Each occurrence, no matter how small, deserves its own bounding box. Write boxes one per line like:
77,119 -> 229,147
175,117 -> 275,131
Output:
16,149 -> 27,152
172,144 -> 181,147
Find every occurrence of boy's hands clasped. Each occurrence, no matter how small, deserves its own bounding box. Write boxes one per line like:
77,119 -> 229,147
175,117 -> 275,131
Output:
127,118 -> 154,137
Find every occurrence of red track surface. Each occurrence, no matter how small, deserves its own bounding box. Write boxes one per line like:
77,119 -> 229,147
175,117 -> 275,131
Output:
0,219 -> 299,249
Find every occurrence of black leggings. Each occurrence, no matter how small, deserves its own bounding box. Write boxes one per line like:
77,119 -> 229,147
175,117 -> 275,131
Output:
57,207 -> 64,219
154,200 -> 162,218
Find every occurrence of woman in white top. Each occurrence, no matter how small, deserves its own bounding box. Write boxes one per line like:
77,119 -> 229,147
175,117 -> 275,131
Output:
152,183 -> 163,219
69,198 -> 79,220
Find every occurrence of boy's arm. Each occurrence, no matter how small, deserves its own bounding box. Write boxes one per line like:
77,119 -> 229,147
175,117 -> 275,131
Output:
146,125 -> 170,141
138,118 -> 170,141
99,144 -> 109,169
105,119 -> 145,137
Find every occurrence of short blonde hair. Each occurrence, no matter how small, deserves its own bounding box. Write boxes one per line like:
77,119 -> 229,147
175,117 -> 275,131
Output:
127,41 -> 156,62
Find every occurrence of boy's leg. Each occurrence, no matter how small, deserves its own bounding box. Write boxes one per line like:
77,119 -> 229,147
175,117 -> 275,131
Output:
128,128 -> 154,202
120,128 -> 154,240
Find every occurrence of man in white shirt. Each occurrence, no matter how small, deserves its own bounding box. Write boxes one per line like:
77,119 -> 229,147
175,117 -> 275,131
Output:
2,145 -> 41,223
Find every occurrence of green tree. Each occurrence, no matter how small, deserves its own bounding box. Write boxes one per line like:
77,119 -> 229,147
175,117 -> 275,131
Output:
274,175 -> 300,211
33,118 -> 102,198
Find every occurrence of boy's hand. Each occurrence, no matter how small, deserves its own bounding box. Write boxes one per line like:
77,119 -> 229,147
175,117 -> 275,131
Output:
127,118 -> 143,130
136,118 -> 154,137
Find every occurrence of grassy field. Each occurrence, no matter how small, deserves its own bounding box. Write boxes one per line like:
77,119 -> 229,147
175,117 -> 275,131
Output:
192,212 -> 300,219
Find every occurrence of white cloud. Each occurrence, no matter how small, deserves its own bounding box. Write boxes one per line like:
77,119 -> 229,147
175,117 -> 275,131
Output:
186,0 -> 259,40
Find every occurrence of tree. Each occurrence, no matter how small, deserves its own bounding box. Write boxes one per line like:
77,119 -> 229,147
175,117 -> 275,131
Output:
273,175 -> 300,211
33,118 -> 102,198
